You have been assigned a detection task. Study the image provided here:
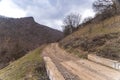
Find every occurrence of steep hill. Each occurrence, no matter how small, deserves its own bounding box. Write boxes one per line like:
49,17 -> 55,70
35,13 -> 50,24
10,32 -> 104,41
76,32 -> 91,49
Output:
59,15 -> 120,60
0,16 -> 63,69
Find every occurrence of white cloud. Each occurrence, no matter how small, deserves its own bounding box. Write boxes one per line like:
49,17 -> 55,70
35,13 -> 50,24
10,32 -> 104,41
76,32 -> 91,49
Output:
0,0 -> 26,18
0,0 -> 95,30
81,9 -> 95,21
37,19 -> 63,31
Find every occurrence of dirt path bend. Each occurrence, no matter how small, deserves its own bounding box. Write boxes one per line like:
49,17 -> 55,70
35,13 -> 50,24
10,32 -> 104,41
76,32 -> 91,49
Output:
42,43 -> 120,80
42,43 -> 80,80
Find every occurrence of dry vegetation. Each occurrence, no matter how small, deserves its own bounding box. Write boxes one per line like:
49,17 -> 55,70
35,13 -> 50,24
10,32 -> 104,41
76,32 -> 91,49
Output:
59,15 -> 120,60
0,46 -> 49,80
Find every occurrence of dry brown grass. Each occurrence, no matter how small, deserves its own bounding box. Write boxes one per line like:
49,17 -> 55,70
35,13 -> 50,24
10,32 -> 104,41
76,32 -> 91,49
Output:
60,15 -> 120,59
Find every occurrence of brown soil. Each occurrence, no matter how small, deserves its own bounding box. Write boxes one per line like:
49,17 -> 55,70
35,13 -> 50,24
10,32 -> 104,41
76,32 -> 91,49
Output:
42,43 -> 120,80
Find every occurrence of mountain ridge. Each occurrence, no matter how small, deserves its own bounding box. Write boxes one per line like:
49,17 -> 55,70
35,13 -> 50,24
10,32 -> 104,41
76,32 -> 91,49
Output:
0,16 -> 63,69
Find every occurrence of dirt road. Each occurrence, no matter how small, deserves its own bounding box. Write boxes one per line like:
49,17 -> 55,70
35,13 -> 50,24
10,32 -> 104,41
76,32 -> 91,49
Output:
42,43 -> 120,80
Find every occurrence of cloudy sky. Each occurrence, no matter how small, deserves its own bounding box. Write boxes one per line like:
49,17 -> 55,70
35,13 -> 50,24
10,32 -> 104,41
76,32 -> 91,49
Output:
0,0 -> 95,30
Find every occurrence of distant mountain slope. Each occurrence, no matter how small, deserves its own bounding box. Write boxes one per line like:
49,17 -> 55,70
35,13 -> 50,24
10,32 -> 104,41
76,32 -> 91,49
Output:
0,16 -> 63,69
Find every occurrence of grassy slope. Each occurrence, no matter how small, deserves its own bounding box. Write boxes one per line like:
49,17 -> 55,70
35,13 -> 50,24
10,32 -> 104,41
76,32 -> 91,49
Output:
0,46 -> 48,80
60,15 -> 120,59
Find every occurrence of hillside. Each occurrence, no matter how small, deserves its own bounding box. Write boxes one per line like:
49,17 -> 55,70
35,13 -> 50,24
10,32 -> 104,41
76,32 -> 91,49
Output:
0,16 -> 63,69
0,46 -> 49,80
59,15 -> 120,61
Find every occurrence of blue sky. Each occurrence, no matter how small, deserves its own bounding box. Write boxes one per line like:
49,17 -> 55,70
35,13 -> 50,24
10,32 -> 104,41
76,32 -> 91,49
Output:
0,0 -> 95,30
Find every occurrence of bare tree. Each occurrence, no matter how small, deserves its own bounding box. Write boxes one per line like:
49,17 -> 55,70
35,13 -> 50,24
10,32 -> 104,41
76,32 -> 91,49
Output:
93,0 -> 120,18
112,0 -> 120,14
63,13 -> 81,36
93,0 -> 115,28
93,0 -> 113,14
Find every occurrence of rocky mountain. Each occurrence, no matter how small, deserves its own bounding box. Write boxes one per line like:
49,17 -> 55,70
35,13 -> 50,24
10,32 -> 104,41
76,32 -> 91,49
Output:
0,16 -> 63,69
